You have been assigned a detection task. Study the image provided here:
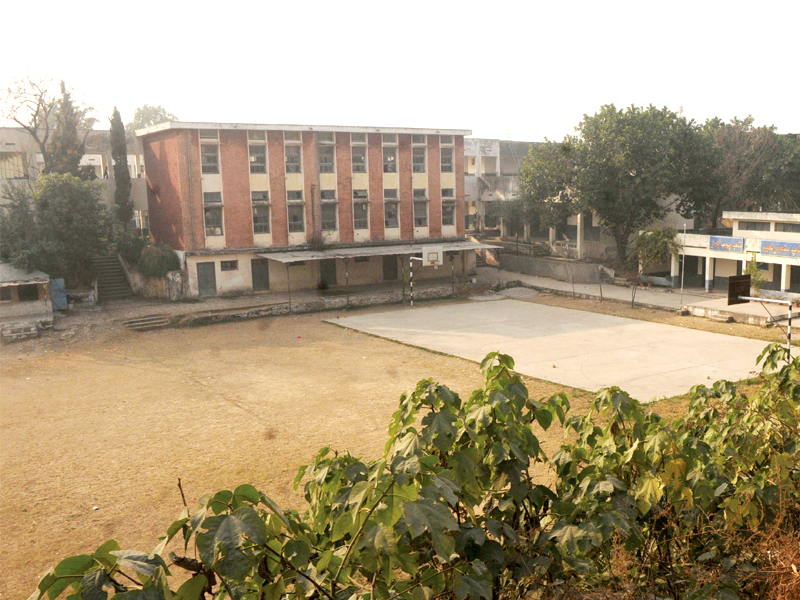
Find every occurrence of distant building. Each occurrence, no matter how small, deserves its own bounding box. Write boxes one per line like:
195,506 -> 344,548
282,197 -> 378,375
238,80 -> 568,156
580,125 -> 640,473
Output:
464,138 -> 535,231
0,127 -> 149,231
0,262 -> 52,321
674,211 -> 800,293
137,122 -> 487,297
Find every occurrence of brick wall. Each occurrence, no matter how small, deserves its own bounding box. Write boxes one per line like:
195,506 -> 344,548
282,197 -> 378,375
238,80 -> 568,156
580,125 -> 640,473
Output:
336,132 -> 354,243
220,130 -> 254,249
427,136 -> 441,238
455,135 -> 465,237
398,134 -> 413,239
368,133 -> 384,241
143,129 -> 186,250
302,131 -> 319,242
268,131 -> 288,246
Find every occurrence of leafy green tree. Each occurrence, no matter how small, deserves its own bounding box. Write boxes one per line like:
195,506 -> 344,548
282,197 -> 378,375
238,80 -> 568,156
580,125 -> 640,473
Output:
575,105 -> 706,261
109,106 -> 133,224
47,82 -> 97,178
126,104 -> 178,131
515,105 -> 711,261
0,174 -> 109,285
628,226 -> 680,306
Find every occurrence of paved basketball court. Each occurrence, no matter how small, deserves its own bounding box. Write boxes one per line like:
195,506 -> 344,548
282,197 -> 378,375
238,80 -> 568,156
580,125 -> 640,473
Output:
328,298 -> 771,402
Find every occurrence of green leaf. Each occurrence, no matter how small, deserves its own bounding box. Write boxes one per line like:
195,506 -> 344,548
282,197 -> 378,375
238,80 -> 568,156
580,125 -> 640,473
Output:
79,569 -> 110,600
92,541 -> 120,570
331,511 -> 354,541
233,484 -> 260,507
284,539 -> 311,569
454,575 -> 491,600
535,407 -> 553,430
196,507 -> 267,579
403,499 -> 458,538
175,575 -> 207,600
55,556 -> 95,577
110,551 -> 169,578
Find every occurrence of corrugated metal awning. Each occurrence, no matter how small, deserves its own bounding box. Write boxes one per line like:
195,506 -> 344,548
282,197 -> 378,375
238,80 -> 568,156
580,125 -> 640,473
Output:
258,241 -> 500,264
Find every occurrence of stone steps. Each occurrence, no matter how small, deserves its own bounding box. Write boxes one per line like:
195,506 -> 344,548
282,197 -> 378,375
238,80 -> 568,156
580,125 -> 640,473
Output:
122,314 -> 171,332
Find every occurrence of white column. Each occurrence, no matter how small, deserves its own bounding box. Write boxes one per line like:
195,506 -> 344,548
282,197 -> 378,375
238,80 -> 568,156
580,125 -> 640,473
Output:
549,227 -> 556,243
705,256 -> 714,292
781,263 -> 791,292
523,223 -> 531,242
671,253 -> 680,287
576,212 -> 585,259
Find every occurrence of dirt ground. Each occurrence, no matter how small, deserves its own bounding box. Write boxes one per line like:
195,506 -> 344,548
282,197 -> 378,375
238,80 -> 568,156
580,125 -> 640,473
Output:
0,299 -> 596,598
1,292 -> 782,598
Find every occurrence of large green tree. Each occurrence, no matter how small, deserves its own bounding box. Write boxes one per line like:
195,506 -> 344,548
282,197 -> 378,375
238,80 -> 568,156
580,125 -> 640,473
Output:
125,104 -> 177,131
109,106 -> 133,224
0,174 -> 109,285
515,105 -> 712,261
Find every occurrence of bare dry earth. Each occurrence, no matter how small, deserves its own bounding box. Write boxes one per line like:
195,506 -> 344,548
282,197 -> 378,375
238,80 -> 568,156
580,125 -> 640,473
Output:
3,292 -> 784,598
0,302 -> 596,598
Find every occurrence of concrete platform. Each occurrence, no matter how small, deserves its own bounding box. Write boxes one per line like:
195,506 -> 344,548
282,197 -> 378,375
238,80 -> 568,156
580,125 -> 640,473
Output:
685,297 -> 799,329
328,299 -> 770,403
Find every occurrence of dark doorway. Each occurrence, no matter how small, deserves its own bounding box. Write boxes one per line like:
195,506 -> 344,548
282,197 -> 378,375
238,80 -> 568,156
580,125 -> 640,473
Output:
251,258 -> 270,291
320,259 -> 337,287
197,262 -> 217,297
383,255 -> 398,281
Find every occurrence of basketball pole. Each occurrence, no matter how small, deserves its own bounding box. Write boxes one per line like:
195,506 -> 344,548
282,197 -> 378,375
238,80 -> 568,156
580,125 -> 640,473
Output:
409,256 -> 423,307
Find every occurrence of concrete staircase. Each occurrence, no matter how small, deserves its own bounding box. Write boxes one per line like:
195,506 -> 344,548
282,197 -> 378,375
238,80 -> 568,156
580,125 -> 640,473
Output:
122,314 -> 170,332
92,256 -> 132,301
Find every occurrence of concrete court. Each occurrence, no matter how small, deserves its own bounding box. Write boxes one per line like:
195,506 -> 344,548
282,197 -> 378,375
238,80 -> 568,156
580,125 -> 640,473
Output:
328,298 -> 771,402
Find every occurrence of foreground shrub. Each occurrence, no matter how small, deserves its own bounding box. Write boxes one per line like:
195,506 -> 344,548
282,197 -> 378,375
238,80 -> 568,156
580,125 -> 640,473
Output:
30,345 -> 800,600
138,245 -> 181,278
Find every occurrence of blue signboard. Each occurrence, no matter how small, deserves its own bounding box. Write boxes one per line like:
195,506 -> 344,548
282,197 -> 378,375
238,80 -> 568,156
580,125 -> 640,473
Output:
709,236 -> 744,253
760,240 -> 800,258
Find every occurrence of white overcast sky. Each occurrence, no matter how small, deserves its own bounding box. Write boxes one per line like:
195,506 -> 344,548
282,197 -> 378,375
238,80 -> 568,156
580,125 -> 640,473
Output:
2,0 -> 798,142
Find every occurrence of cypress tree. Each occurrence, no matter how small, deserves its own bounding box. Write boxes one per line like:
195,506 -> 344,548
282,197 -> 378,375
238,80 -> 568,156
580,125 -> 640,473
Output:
110,107 -> 133,224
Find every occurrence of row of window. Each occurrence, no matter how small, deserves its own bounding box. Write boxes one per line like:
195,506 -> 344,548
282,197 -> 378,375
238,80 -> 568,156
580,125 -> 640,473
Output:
203,202 -> 456,237
200,134 -> 455,175
739,220 -> 800,233
203,188 -> 456,206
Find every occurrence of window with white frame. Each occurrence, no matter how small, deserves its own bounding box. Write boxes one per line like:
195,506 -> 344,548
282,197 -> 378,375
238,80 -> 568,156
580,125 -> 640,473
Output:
353,202 -> 369,230
284,131 -> 301,142
249,145 -> 267,173
351,132 -> 366,143
288,204 -> 304,232
440,147 -> 453,173
440,135 -> 453,145
412,134 -> 426,145
252,205 -> 270,234
204,192 -> 223,236
352,145 -> 367,173
384,189 -> 398,228
200,129 -> 218,140
285,145 -> 302,173
318,145 -> 335,173
414,199 -> 428,227
739,221 -> 770,231
320,190 -> 336,201
201,144 -> 219,174
441,188 -> 455,200
220,260 -> 238,271
776,223 -> 800,233
442,203 -> 455,226
321,203 -> 337,231
251,191 -> 270,234
248,130 -> 265,141
318,132 -> 334,143
383,146 -> 397,173
382,134 -> 397,144
287,190 -> 303,202
412,147 -> 426,173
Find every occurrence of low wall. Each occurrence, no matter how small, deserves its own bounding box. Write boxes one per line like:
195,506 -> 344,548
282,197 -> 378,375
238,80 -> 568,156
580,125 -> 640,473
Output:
119,255 -> 185,300
499,254 -> 603,284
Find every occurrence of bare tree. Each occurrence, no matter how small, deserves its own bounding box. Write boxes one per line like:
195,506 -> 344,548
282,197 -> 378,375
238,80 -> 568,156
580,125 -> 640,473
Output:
2,76 -> 96,177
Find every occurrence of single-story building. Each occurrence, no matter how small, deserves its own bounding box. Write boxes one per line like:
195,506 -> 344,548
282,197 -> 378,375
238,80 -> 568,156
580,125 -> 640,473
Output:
0,263 -> 54,340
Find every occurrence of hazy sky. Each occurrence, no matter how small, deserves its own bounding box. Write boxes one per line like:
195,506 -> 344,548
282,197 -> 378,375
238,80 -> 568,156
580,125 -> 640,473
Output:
3,0 -> 798,142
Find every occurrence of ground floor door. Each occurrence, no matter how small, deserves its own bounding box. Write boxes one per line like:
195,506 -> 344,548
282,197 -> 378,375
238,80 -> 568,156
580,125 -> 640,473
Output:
383,255 -> 398,281
320,259 -> 337,287
251,258 -> 270,291
197,262 -> 217,297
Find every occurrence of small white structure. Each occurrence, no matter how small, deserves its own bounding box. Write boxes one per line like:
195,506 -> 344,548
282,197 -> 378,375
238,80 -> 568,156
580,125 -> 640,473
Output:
673,211 -> 800,295
0,262 -> 54,341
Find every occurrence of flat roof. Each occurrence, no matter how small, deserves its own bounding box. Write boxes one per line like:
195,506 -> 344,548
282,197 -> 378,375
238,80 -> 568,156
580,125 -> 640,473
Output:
136,121 -> 471,138
259,241 -> 500,264
723,211 -> 800,223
